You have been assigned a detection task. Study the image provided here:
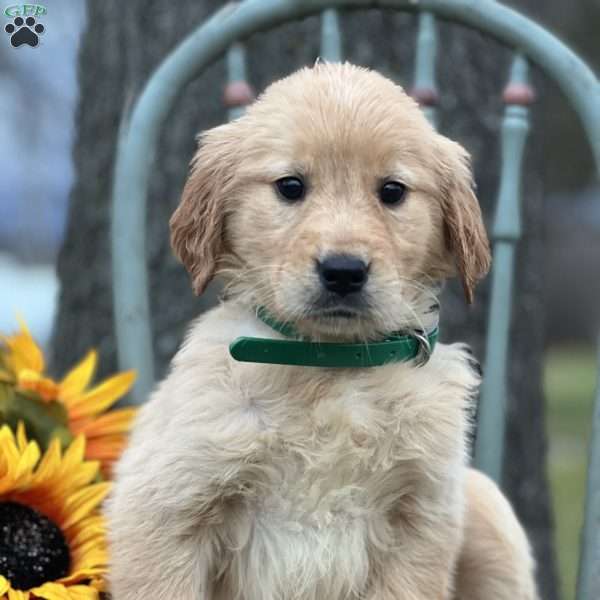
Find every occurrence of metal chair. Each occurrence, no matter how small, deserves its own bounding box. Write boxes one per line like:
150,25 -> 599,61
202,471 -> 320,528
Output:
110,1 -> 600,597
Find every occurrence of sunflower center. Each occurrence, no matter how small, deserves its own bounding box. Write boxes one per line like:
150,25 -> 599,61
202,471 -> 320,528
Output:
0,501 -> 70,590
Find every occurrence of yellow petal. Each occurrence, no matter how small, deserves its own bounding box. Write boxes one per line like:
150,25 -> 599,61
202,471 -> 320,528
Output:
0,576 -> 9,595
59,351 -> 98,406
13,438 -> 40,481
65,586 -> 99,600
56,568 -> 105,587
73,407 -> 138,438
16,422 -> 27,452
30,437 -> 61,486
68,371 -> 136,419
0,425 -> 20,466
8,589 -> 30,600
28,582 -> 71,600
85,435 -> 127,460
17,370 -> 59,402
70,542 -> 108,571
43,437 -> 99,496
62,482 -> 111,530
57,461 -> 99,493
0,427 -> 24,493
4,317 -> 45,373
61,436 -> 86,473
69,523 -> 106,553
89,578 -> 105,593
70,539 -> 108,566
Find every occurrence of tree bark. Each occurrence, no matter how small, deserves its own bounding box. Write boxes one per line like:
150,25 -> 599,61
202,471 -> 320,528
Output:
52,1 -> 557,597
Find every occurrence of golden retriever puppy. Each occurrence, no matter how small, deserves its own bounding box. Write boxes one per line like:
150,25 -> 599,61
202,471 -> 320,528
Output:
106,62 -> 537,600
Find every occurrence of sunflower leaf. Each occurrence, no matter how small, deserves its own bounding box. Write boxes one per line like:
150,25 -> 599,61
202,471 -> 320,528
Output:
0,388 -> 73,451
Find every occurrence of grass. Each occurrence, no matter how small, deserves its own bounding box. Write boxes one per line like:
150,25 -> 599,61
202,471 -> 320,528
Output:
544,344 -> 597,600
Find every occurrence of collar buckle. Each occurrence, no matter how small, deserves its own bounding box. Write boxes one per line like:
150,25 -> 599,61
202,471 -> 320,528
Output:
411,330 -> 433,367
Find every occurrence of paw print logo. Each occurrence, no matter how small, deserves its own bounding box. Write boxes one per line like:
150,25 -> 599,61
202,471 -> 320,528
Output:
5,16 -> 44,47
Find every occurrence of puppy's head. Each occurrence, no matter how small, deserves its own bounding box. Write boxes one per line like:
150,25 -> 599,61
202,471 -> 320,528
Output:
171,63 -> 490,339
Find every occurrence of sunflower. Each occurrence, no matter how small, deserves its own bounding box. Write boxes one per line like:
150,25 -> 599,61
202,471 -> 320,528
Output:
0,423 -> 110,599
0,320 -> 136,478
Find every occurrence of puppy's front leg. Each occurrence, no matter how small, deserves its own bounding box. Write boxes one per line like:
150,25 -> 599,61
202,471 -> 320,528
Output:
107,392 -> 267,600
367,549 -> 459,600
365,543 -> 460,600
455,469 -> 538,599
365,494 -> 464,600
107,483 -> 220,600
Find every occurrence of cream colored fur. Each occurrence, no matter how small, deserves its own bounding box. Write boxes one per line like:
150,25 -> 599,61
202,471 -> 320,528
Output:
106,63 -> 537,599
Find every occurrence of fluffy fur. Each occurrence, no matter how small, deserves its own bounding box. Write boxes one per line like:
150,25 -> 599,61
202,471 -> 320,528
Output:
107,63 -> 536,599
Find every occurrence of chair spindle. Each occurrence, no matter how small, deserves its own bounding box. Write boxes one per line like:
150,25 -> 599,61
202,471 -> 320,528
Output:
475,54 -> 534,483
411,11 -> 439,127
225,42 -> 254,121
320,8 -> 342,62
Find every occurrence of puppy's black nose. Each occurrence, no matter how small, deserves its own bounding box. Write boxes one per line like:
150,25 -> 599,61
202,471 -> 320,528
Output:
317,254 -> 368,296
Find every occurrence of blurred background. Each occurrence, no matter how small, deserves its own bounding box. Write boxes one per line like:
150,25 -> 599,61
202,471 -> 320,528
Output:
0,1 -> 598,598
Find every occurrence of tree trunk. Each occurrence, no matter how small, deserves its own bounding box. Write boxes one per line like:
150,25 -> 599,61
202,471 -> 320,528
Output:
52,1 -> 558,596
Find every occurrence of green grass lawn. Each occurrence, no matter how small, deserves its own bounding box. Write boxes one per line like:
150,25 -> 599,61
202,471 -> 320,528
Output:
544,345 -> 597,600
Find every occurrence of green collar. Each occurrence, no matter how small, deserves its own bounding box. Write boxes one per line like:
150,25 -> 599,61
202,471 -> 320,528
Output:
229,307 -> 439,368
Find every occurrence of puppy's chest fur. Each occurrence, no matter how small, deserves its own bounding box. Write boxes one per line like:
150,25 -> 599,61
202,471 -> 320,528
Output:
206,346 -> 474,598
242,373 -> 437,519
231,386 -> 397,576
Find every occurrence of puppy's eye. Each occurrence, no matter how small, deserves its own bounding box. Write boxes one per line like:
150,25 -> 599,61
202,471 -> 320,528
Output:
379,181 -> 407,206
275,177 -> 305,202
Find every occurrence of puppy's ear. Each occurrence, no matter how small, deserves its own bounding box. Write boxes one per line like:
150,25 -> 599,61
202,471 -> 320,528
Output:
170,124 -> 237,295
436,137 -> 491,304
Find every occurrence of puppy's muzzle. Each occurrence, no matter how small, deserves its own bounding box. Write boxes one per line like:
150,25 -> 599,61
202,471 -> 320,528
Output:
317,254 -> 369,297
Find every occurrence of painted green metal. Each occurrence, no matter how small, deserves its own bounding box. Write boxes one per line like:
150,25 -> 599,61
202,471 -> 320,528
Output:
474,54 -> 529,483
412,11 -> 438,127
226,42 -> 249,120
111,109 -> 155,401
320,8 -> 342,62
110,4 -> 600,595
